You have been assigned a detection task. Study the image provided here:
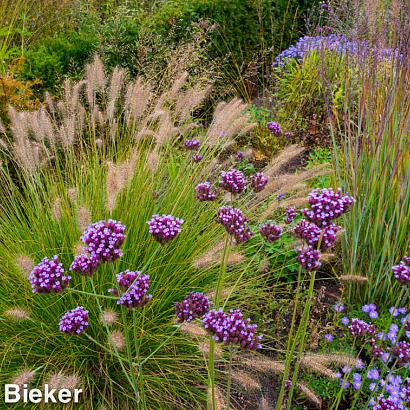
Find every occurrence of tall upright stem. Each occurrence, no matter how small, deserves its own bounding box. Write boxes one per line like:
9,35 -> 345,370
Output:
208,234 -> 230,410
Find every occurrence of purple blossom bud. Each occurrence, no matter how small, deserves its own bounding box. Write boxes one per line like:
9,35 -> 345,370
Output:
324,333 -> 334,342
219,169 -> 247,194
175,292 -> 210,322
59,306 -> 89,335
195,182 -> 218,201
392,261 -> 410,285
147,214 -> 184,245
334,302 -> 344,312
81,220 -> 126,262
235,151 -> 245,161
260,223 -> 283,242
267,121 -> 282,136
117,273 -> 152,308
70,253 -> 101,276
285,207 -> 297,224
296,246 -> 321,271
29,256 -> 71,293
391,341 -> 410,365
216,206 -> 254,244
250,172 -> 268,193
183,139 -> 201,150
192,154 -> 203,162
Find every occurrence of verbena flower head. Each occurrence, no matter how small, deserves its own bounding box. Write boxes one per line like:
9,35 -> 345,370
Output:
81,220 -> 126,262
235,151 -> 245,161
117,273 -> 152,308
192,154 -> 203,162
260,223 -> 283,242
29,256 -> 71,293
175,292 -> 210,323
70,253 -> 100,276
348,318 -> 375,337
183,139 -> 201,150
392,262 -> 410,285
301,188 -> 354,227
216,206 -> 254,243
267,121 -> 282,136
59,306 -> 89,335
147,214 -> 184,245
201,308 -> 262,350
195,182 -> 218,201
219,169 -> 247,194
296,246 -> 321,271
391,341 -> 409,365
373,396 -> 403,410
116,270 -> 141,289
294,220 -> 321,246
285,207 -> 297,224
250,172 -> 268,192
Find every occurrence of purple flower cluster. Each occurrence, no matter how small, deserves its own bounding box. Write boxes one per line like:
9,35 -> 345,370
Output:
348,318 -> 375,338
81,220 -> 126,262
250,172 -> 268,192
195,182 -> 218,201
267,121 -> 282,136
301,188 -> 354,228
175,292 -> 210,323
29,256 -> 71,293
260,223 -> 283,243
373,397 -> 403,410
391,341 -> 409,365
147,214 -> 184,245
273,34 -> 403,67
70,253 -> 100,277
285,207 -> 297,224
192,154 -> 203,162
216,206 -> 254,244
393,247 -> 410,285
219,169 -> 247,195
116,270 -> 141,289
183,139 -> 201,150
363,304 -> 379,319
117,273 -> 152,308
201,308 -> 262,350
59,306 -> 89,335
296,247 -> 321,271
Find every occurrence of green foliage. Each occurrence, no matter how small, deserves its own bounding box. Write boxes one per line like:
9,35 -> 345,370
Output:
19,29 -> 99,90
306,147 -> 332,188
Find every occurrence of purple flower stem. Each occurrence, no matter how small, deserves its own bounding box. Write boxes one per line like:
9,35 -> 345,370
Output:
89,276 -> 141,402
209,234 -> 231,410
67,287 -> 118,299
